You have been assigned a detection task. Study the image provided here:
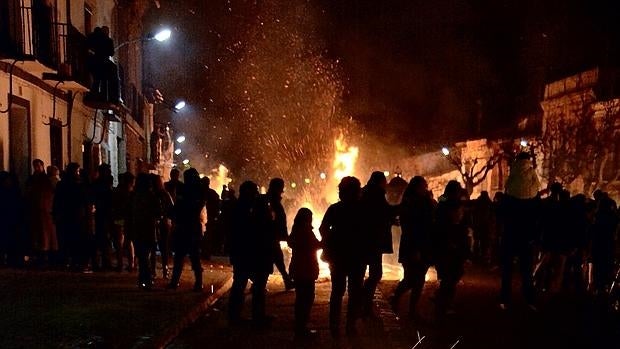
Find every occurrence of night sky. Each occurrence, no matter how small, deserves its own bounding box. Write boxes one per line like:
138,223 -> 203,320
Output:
141,0 -> 620,178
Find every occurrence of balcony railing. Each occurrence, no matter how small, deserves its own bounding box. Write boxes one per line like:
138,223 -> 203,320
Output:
0,0 -> 58,68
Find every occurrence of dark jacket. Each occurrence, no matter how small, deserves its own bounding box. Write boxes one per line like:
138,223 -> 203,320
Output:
229,196 -> 273,274
53,178 -> 89,229
266,194 -> 288,242
399,192 -> 435,263
172,185 -> 206,245
288,225 -> 321,281
126,190 -> 161,244
360,184 -> 395,255
319,200 -> 366,267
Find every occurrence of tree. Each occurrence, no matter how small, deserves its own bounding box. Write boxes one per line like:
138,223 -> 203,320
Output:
442,140 -> 502,196
542,90 -> 620,194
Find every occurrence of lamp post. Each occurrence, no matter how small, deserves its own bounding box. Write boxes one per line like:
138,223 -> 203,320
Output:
114,28 -> 172,51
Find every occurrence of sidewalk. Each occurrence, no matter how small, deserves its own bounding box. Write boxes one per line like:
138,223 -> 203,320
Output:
0,259 -> 232,349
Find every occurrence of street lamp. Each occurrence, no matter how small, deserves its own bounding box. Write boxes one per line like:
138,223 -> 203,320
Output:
520,139 -> 528,147
441,147 -> 450,156
153,29 -> 172,42
182,159 -> 190,165
174,148 -> 182,155
174,100 -> 186,111
115,28 -> 172,51
176,135 -> 186,143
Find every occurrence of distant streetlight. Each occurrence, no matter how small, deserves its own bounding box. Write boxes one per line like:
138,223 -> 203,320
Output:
176,135 -> 186,143
442,147 -> 450,156
304,178 -> 311,184
520,139 -> 528,147
182,159 -> 190,165
174,148 -> 182,155
319,172 -> 326,180
383,171 -> 390,177
153,28 -> 172,42
174,100 -> 186,111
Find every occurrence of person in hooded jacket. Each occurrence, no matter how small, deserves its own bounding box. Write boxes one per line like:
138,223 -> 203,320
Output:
360,171 -> 396,317
228,181 -> 274,326
320,176 -> 367,337
126,174 -> 161,289
433,180 -> 470,318
167,168 -> 206,291
499,152 -> 541,310
390,176 -> 436,318
288,207 -> 321,338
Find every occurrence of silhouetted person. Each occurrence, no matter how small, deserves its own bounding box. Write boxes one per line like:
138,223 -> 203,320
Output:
0,171 -> 23,267
47,165 -> 60,190
53,163 -> 89,271
164,168 -> 184,203
433,181 -> 470,318
563,194 -> 589,292
25,159 -> 56,266
220,184 -> 237,256
152,174 -> 174,279
91,164 -> 114,271
228,181 -> 274,326
168,169 -> 206,291
591,193 -> 618,293
360,171 -> 395,316
390,176 -> 436,318
536,183 -> 569,293
320,176 -> 366,337
386,174 -> 408,206
87,25 -> 120,103
200,177 -> 221,259
288,207 -> 321,338
499,152 -> 540,310
266,178 -> 294,290
472,191 -> 493,264
126,174 -> 161,289
112,172 -> 135,271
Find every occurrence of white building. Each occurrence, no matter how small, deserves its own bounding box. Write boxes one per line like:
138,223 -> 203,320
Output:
0,0 -> 154,184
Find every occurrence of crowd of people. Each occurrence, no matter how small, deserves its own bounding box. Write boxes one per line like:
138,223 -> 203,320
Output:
1,152 -> 619,340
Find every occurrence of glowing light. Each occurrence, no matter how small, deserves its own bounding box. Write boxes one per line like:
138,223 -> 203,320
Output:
174,148 -> 182,155
304,178 -> 311,184
174,100 -> 186,110
176,136 -> 186,143
291,182 -> 297,188
319,172 -> 326,180
520,139 -> 528,147
199,173 -> 205,178
383,171 -> 390,177
153,29 -> 171,42
182,159 -> 189,165
442,147 -> 450,156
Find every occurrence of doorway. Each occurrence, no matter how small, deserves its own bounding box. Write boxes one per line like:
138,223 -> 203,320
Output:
9,95 -> 31,184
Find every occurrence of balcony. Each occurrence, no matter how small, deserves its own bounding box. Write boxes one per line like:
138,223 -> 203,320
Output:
0,0 -> 59,74
0,1 -> 91,92
42,23 -> 91,92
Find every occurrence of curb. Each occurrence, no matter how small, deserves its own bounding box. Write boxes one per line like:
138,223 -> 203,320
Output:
151,275 -> 234,349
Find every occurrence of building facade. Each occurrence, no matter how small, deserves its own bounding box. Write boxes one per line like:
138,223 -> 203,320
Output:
0,0 -> 154,184
541,67 -> 620,197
